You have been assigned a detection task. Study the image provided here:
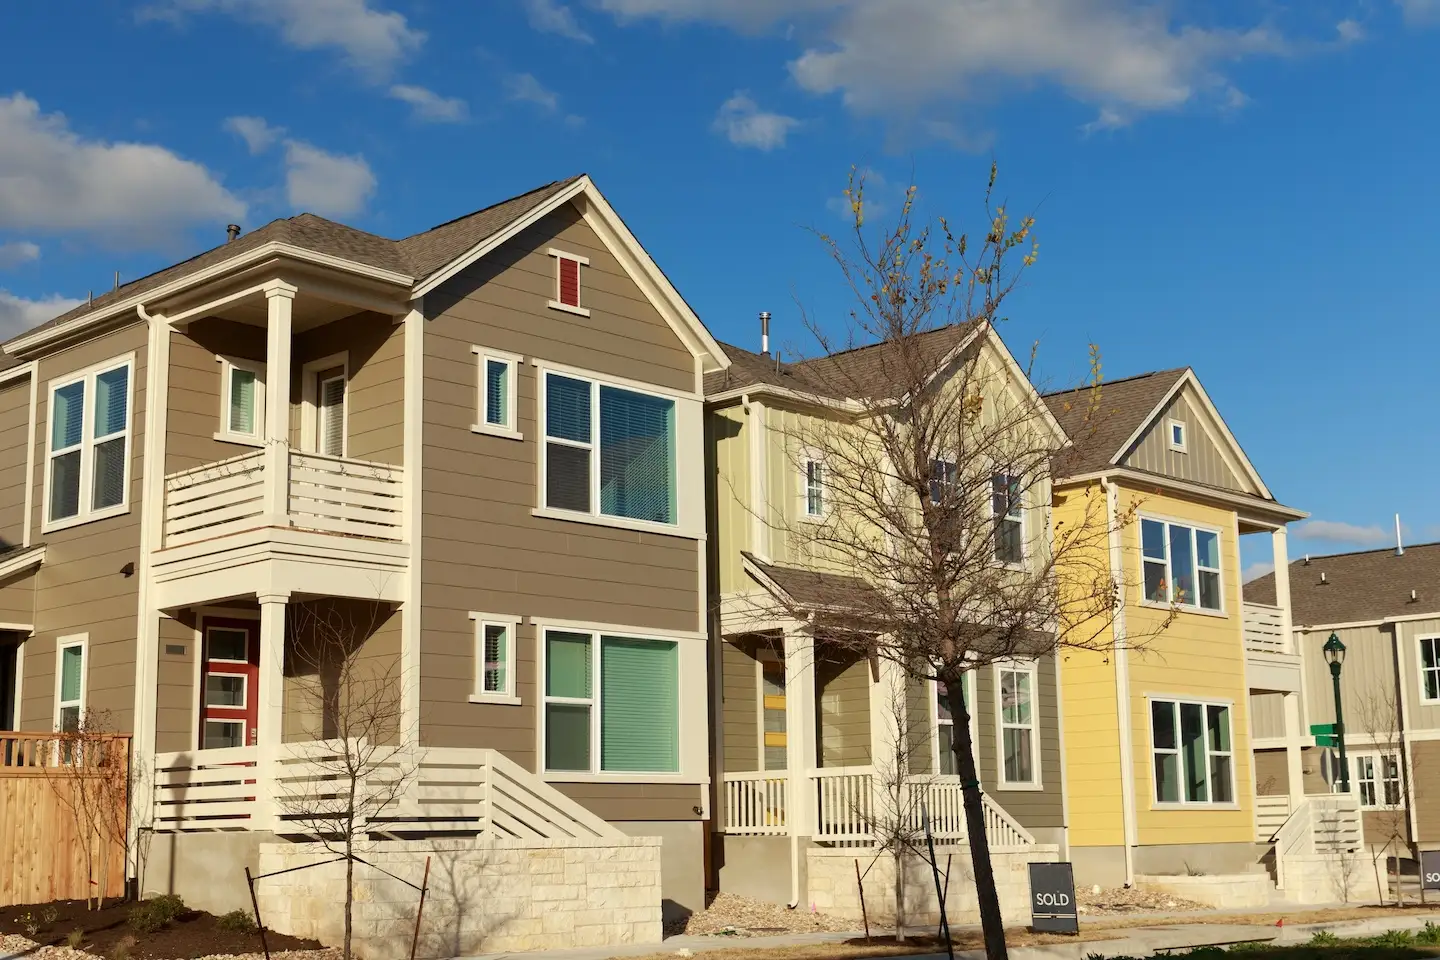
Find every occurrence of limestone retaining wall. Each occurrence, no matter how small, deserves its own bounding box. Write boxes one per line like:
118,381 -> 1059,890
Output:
808,844 -> 1060,927
1135,873 -> 1273,909
256,837 -> 662,958
1277,854 -> 1384,905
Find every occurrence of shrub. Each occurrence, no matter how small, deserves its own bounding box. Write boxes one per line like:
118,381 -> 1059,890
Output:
40,906 -> 58,927
1309,931 -> 1340,947
128,894 -> 187,933
112,933 -> 138,960
1369,929 -> 1415,948
1418,922 -> 1440,945
66,928 -> 85,949
18,912 -> 39,938
216,910 -> 257,934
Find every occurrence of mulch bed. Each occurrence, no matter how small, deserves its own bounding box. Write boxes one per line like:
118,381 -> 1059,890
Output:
0,899 -> 323,959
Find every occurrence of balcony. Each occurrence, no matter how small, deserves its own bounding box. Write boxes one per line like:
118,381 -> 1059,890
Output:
1244,600 -> 1301,692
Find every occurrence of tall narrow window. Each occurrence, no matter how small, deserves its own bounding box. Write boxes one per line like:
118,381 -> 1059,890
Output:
46,357 -> 133,528
472,347 -> 522,438
218,357 -> 265,443
547,249 -> 591,315
930,459 -> 957,504
998,665 -> 1038,786
544,631 -> 593,772
470,614 -> 520,703
316,372 -> 345,456
1151,698 -> 1234,804
992,473 -> 1023,565
1420,636 -> 1440,702
936,673 -> 974,777
1140,518 -> 1224,612
761,658 -> 787,771
55,639 -> 86,733
803,455 -> 825,518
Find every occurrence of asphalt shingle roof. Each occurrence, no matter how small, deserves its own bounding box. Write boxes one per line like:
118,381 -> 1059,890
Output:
1246,542 -> 1440,626
743,552 -> 884,611
1042,368 -> 1188,475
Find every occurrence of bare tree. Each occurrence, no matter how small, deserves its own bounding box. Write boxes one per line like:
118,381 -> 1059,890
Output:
41,711 -> 131,910
274,598 -> 416,960
1356,686 -> 1412,903
754,166 -> 1171,960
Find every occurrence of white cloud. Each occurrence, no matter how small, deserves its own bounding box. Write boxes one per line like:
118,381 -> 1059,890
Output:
283,141 -> 376,217
388,85 -> 469,123
601,0 -> 1314,132
1336,19 -> 1365,43
1397,0 -> 1440,24
145,0 -> 424,78
1293,519 -> 1403,549
0,93 -> 245,245
0,290 -> 83,339
0,241 -> 40,269
824,168 -> 903,221
224,115 -> 285,154
1242,560 -> 1275,583
524,0 -> 595,43
713,91 -> 800,150
505,72 -> 561,112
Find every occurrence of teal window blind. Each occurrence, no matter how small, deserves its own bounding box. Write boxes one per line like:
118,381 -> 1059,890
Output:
229,366 -> 258,435
52,381 -> 84,450
544,631 -> 593,772
47,362 -> 132,523
599,386 -> 675,524
600,637 -> 678,773
546,375 -> 591,442
545,374 -> 592,513
94,366 -> 128,438
485,359 -> 510,427
60,645 -> 83,704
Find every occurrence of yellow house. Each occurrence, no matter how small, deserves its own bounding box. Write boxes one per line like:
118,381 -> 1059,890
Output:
1044,367 -> 1317,891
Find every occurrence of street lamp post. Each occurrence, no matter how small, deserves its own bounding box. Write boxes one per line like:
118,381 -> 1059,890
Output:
1323,632 -> 1349,792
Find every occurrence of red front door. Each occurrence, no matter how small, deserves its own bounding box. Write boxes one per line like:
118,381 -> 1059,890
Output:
199,618 -> 260,749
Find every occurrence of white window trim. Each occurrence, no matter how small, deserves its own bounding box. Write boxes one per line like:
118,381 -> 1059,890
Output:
53,634 -> 88,732
756,645 -> 787,772
1335,750 -> 1403,810
468,612 -> 522,705
546,247 -> 592,317
1418,635 -> 1440,704
799,447 -> 827,522
203,672 -> 250,711
300,352 -> 349,456
1139,514 -> 1228,616
991,470 -> 1026,569
536,365 -> 683,533
1146,694 -> 1239,809
213,355 -> 266,447
994,660 -> 1043,791
203,718 -> 247,749
931,671 -> 978,778
1167,418 -> 1188,453
205,625 -> 251,664
470,346 -> 524,441
42,353 -> 136,534
536,623 -> 686,782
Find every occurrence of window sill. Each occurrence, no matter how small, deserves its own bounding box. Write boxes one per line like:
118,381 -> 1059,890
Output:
470,423 -> 524,442
1139,600 -> 1228,619
41,502 -> 131,535
541,771 -> 704,784
547,300 -> 592,318
531,506 -> 703,540
1150,801 -> 1241,811
995,780 -> 1045,792
469,693 -> 523,706
213,431 -> 264,448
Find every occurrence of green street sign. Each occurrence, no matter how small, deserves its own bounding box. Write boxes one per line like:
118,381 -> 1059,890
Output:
1314,735 -> 1339,748
1309,723 -> 1338,735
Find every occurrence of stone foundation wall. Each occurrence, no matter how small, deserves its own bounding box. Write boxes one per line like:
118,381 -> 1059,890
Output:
1278,854 -> 1384,905
256,837 -> 662,959
1135,873 -> 1273,909
807,845 -> 1060,927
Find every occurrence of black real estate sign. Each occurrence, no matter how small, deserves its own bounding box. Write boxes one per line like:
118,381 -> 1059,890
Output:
1422,850 -> 1440,891
1028,862 -> 1079,934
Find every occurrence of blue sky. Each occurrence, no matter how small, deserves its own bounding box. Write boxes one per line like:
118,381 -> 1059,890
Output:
2,0 -> 1437,578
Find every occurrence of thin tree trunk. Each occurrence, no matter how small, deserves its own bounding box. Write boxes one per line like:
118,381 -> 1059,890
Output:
946,676 -> 1007,960
893,848 -> 906,942
344,837 -> 355,960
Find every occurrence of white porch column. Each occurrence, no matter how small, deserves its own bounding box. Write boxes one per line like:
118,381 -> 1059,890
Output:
257,593 -> 289,751
1271,526 -> 1293,651
784,622 -> 816,838
1284,690 -> 1306,807
262,282 -> 296,525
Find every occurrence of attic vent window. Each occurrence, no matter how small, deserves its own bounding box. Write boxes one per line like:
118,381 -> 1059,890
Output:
1168,418 -> 1188,453
547,248 -> 591,317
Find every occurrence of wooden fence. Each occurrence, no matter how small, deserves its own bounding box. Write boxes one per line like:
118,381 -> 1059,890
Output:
0,732 -> 129,906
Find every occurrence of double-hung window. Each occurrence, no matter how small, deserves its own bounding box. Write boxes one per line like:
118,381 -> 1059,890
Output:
543,371 -> 678,526
1151,698 -> 1234,804
991,473 -> 1024,565
543,628 -> 680,775
802,453 -> 825,519
217,356 -> 265,444
930,459 -> 957,504
46,356 -> 132,528
55,637 -> 87,733
1329,751 -> 1402,808
472,347 -> 522,439
1141,518 -> 1223,612
997,663 -> 1039,787
935,672 -> 975,777
470,613 -> 521,704
1420,636 -> 1440,702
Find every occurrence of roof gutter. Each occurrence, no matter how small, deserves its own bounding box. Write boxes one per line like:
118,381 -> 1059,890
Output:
707,383 -> 864,414
1056,467 -> 1308,522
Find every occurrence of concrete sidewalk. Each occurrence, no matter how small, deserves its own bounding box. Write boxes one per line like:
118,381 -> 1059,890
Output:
462,909 -> 1440,960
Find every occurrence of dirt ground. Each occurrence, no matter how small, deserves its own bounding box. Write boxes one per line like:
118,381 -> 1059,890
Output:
0,898 -> 326,960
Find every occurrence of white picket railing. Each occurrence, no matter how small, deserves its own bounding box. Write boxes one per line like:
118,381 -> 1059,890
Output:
1255,794 -> 1292,842
152,744 -> 621,840
1243,602 -> 1289,655
723,771 -> 789,835
811,766 -> 875,842
163,450 -> 404,547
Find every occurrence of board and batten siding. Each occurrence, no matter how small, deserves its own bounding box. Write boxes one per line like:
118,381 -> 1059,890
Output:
21,323 -> 148,733
419,202 -> 705,822
1120,386 -> 1254,494
1249,691 -> 1286,740
1298,623 -> 1397,736
0,376 -> 31,549
707,405 -> 749,597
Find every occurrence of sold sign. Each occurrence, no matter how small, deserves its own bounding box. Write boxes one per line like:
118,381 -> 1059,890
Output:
1422,851 -> 1440,891
1029,863 -> 1079,934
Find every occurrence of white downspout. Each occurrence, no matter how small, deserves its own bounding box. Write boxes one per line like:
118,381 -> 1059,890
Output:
1102,476 -> 1138,886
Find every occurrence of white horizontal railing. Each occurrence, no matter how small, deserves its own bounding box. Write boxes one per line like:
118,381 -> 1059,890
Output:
153,745 -> 262,831
1255,794 -> 1292,842
723,771 -> 789,835
1269,793 -> 1363,890
1243,602 -> 1290,655
162,450 -> 403,547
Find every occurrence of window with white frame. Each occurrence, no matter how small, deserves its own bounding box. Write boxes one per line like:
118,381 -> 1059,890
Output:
1168,419 -> 1188,452
1141,518 -> 1223,611
55,638 -> 86,733
472,348 -> 521,437
1151,698 -> 1234,804
802,453 -> 825,518
1419,636 -> 1440,702
547,248 -> 590,316
470,613 -> 520,703
936,672 -> 975,777
991,473 -> 1024,565
930,458 -> 956,504
47,356 -> 132,528
542,628 -> 679,774
543,371 -> 678,525
997,663 -> 1039,786
217,356 -> 265,443
1326,750 -> 1402,809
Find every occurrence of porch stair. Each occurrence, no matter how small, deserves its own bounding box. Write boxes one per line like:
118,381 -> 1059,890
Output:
1268,794 -> 1364,892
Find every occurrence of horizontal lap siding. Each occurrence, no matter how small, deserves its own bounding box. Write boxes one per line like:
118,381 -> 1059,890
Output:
1412,741 -> 1440,843
0,574 -> 34,626
168,319 -> 264,474
419,202 -> 703,824
293,311 -> 404,465
721,638 -> 759,773
155,611 -> 199,753
1253,748 -> 1288,795
816,650 -> 869,768
22,323 -> 147,734
0,378 -> 30,549
976,656 -> 1065,830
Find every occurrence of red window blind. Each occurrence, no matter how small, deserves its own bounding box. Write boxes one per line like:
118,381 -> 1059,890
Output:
558,256 -> 580,307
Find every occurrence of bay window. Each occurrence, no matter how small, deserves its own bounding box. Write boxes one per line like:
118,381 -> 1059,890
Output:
1142,518 -> 1223,611
543,371 -> 677,526
543,628 -> 679,774
46,356 -> 133,528
1151,698 -> 1234,804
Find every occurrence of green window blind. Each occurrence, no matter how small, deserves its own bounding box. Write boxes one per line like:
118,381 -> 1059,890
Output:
599,386 -> 676,524
229,367 -> 257,435
485,359 -> 509,427
544,631 -> 592,772
52,381 -> 85,450
600,637 -> 678,772
60,645 -> 83,703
